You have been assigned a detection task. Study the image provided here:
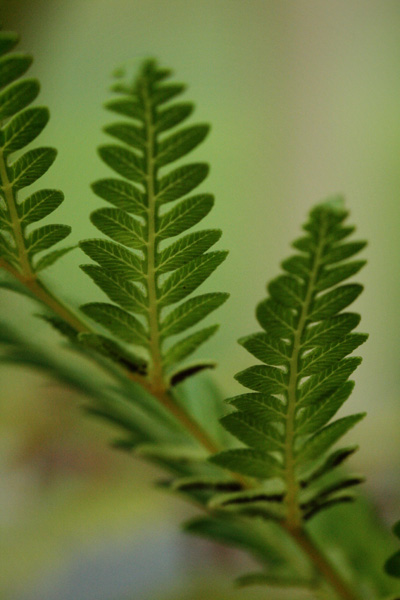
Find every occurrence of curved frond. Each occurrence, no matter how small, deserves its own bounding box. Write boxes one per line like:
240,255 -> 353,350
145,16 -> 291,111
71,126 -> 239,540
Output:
80,60 -> 228,386
211,198 -> 367,526
0,30 -> 72,275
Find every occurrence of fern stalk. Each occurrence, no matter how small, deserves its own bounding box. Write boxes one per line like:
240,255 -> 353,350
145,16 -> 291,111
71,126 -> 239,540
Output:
286,526 -> 361,600
81,61 -> 228,396
0,148 -> 31,275
0,31 -> 90,333
284,213 -> 326,527
0,263 -> 89,335
0,141 -> 87,333
151,388 -> 220,454
0,156 -> 88,333
142,78 -> 164,390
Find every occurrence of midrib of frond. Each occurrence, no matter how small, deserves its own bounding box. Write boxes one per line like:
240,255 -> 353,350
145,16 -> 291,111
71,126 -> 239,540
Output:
284,215 -> 327,528
0,148 -> 33,277
143,79 -> 164,390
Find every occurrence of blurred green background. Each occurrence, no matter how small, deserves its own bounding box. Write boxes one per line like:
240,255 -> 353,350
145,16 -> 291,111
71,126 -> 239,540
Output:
1,1 -> 400,599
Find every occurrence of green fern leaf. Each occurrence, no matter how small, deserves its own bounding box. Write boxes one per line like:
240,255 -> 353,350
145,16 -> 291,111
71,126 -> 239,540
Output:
296,414 -> 365,463
299,445 -> 359,486
302,312 -> 361,347
297,357 -> 361,407
90,208 -> 145,249
34,247 -> 75,272
315,260 -> 365,290
99,144 -> 145,183
17,189 -> 64,224
157,163 -> 209,204
81,302 -> 148,346
8,147 -> 56,190
26,224 -> 71,256
0,31 -> 71,275
0,53 -> 32,87
220,412 -> 284,452
156,125 -> 209,166
228,393 -> 287,423
300,474 -> 364,512
301,493 -> 356,521
309,283 -> 363,321
156,102 -> 193,133
77,332 -> 147,375
0,79 -> 39,120
211,448 -> 282,479
211,198 -> 367,527
156,229 -> 221,273
235,364 -> 287,395
322,241 -> 367,263
239,333 -> 290,366
3,106 -> 49,153
80,239 -> 144,280
91,178 -> 146,214
160,293 -> 228,337
81,59 -> 227,382
163,325 -> 219,367
295,381 -> 355,434
300,334 -> 367,375
158,251 -> 228,307
105,97 -> 144,120
81,264 -> 147,314
151,83 -> 185,105
104,122 -> 146,149
156,194 -> 213,239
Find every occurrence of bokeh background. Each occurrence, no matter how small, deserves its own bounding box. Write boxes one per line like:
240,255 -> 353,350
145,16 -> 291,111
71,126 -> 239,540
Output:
1,1 -> 400,599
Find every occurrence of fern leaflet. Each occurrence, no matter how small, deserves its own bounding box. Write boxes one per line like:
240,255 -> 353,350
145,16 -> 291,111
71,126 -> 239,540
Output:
0,31 -> 72,276
80,60 -> 228,388
211,198 -> 367,527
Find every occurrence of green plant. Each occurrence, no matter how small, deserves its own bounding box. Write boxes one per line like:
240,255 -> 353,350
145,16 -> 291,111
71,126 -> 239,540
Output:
0,29 -> 399,600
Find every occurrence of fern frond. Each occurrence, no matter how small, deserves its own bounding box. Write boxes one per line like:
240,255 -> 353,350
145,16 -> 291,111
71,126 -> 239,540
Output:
211,198 -> 367,528
81,60 -> 228,388
0,31 -> 72,275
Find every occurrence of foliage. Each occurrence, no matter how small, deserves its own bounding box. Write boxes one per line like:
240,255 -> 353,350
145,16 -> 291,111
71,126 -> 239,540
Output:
80,59 -> 228,385
210,198 -> 368,528
0,31 -> 72,276
0,28 -> 399,600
